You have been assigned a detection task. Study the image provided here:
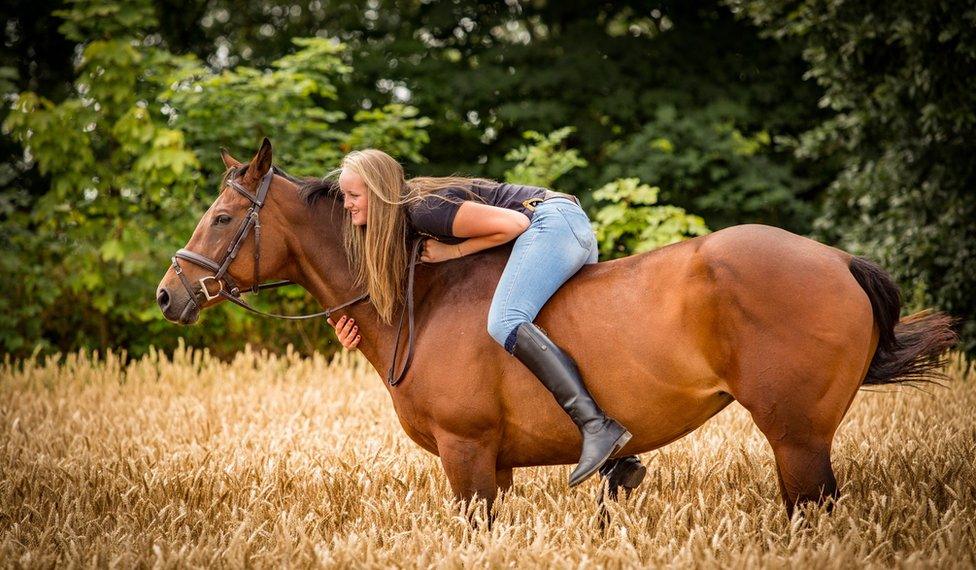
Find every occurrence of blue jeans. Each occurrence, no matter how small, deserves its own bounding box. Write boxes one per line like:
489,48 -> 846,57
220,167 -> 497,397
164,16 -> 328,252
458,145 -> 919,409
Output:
487,198 -> 599,353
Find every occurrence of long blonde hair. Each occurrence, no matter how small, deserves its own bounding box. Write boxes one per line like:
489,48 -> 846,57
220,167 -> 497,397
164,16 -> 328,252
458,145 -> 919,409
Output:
326,149 -> 494,325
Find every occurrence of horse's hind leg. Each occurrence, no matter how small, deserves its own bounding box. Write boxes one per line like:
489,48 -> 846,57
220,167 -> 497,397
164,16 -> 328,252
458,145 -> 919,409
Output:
770,439 -> 838,517
735,361 -> 857,518
738,387 -> 843,518
742,401 -> 839,517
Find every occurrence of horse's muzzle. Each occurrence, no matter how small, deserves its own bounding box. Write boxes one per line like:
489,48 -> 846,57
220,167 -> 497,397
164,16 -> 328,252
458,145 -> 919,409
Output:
156,285 -> 199,325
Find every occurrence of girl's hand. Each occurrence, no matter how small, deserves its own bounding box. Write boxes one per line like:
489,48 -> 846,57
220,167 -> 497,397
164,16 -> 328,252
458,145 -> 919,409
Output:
327,315 -> 361,350
421,238 -> 462,263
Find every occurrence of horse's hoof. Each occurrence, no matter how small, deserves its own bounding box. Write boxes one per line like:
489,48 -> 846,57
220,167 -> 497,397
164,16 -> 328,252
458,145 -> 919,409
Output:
606,455 -> 646,490
598,455 -> 647,502
600,455 -> 646,486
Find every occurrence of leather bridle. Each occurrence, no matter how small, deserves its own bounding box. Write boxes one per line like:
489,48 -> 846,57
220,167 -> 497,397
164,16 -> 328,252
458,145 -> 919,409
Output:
169,168 -> 420,386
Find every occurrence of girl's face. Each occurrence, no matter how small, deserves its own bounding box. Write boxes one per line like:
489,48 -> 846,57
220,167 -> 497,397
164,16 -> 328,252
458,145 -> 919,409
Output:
338,169 -> 369,226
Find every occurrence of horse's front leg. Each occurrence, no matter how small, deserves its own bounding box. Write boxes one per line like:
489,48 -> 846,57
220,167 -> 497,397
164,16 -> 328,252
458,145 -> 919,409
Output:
437,434 -> 499,519
496,467 -> 513,494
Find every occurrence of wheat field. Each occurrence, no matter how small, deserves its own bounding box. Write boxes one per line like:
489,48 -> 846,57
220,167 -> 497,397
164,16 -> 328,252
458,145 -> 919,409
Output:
1,345 -> 974,568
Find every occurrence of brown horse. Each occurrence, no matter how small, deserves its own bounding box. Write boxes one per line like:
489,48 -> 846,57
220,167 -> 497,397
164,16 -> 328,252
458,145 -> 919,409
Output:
156,140 -> 956,517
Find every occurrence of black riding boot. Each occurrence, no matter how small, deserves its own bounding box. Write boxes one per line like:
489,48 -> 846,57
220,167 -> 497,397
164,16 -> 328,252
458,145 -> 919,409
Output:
510,322 -> 632,487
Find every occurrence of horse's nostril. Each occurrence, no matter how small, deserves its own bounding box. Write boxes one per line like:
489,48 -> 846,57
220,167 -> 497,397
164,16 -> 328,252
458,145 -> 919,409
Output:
157,288 -> 170,310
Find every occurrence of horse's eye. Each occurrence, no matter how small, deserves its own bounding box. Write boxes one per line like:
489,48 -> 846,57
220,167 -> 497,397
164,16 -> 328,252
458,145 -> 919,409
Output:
213,214 -> 232,226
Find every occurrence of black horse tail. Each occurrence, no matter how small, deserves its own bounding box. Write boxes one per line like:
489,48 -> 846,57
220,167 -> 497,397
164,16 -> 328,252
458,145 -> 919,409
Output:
848,256 -> 957,386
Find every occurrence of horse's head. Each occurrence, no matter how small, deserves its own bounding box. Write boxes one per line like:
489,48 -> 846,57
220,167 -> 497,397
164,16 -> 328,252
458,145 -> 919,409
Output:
156,138 -> 297,324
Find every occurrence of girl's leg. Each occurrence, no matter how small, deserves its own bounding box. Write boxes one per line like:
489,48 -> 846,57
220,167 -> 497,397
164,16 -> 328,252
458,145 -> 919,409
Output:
486,199 -> 630,487
486,200 -> 595,350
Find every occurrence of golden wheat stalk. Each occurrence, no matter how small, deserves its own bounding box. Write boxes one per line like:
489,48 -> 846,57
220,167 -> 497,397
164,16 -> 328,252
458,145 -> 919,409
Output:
1,345 -> 974,567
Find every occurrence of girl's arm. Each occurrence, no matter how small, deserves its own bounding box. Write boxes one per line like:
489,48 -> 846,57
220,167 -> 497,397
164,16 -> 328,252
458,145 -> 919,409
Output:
421,201 -> 529,262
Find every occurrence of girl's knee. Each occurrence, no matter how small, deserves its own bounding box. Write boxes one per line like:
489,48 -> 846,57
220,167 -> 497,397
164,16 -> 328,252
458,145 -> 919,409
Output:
487,318 -> 524,352
486,318 -> 510,348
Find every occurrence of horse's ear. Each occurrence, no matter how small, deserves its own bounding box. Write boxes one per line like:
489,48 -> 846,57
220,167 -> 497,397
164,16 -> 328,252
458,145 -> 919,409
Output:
244,137 -> 273,181
221,147 -> 242,169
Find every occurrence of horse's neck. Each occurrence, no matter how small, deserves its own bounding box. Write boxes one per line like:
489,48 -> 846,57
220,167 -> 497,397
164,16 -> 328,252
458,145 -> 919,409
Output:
276,182 -> 506,388
284,195 -> 400,377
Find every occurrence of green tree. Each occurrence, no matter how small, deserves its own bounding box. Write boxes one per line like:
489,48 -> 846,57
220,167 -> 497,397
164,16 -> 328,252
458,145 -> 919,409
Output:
504,129 -> 709,258
730,0 -> 976,351
161,37 -> 432,179
1,1 -> 434,358
601,102 -> 817,231
133,1 -> 826,215
2,0 -> 202,354
2,1 -> 841,358
591,178 -> 710,259
503,127 -> 587,188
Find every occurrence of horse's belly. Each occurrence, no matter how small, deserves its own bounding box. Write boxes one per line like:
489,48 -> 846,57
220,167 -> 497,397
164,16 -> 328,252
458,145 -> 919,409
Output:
496,383 -> 731,467
495,341 -> 732,467
496,241 -> 733,467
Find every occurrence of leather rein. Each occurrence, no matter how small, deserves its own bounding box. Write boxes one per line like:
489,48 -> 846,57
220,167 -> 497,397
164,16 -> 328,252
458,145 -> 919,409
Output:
169,169 -> 421,386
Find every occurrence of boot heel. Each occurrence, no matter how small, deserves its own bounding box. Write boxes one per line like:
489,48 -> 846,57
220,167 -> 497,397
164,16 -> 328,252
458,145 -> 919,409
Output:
611,430 -> 632,456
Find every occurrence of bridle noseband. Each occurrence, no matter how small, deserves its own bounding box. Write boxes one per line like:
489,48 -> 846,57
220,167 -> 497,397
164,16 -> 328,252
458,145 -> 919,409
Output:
168,168 -> 419,386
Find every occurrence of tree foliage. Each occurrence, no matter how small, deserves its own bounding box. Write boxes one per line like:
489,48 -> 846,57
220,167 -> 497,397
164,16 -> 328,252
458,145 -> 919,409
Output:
2,0 -> 201,354
730,0 -> 976,350
503,127 -> 587,189
503,129 -> 709,259
601,102 -> 816,231
1,1 -> 432,357
5,0 -> 968,357
591,178 -> 710,259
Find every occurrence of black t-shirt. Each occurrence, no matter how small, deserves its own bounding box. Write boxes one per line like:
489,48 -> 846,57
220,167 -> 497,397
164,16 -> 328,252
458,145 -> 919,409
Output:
405,181 -> 547,244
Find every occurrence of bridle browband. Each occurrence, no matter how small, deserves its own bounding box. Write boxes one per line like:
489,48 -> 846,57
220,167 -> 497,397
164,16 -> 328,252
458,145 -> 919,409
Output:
169,168 -> 420,386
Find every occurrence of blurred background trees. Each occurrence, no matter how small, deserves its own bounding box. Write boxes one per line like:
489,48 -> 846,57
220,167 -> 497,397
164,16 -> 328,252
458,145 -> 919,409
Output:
730,0 -> 976,349
2,0 -> 972,358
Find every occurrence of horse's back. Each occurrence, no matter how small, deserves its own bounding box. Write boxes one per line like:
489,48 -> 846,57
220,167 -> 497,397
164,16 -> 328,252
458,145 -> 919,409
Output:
570,223 -> 861,331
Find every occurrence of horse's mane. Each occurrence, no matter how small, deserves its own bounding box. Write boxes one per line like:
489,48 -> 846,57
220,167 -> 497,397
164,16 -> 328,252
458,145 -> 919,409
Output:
221,164 -> 339,206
